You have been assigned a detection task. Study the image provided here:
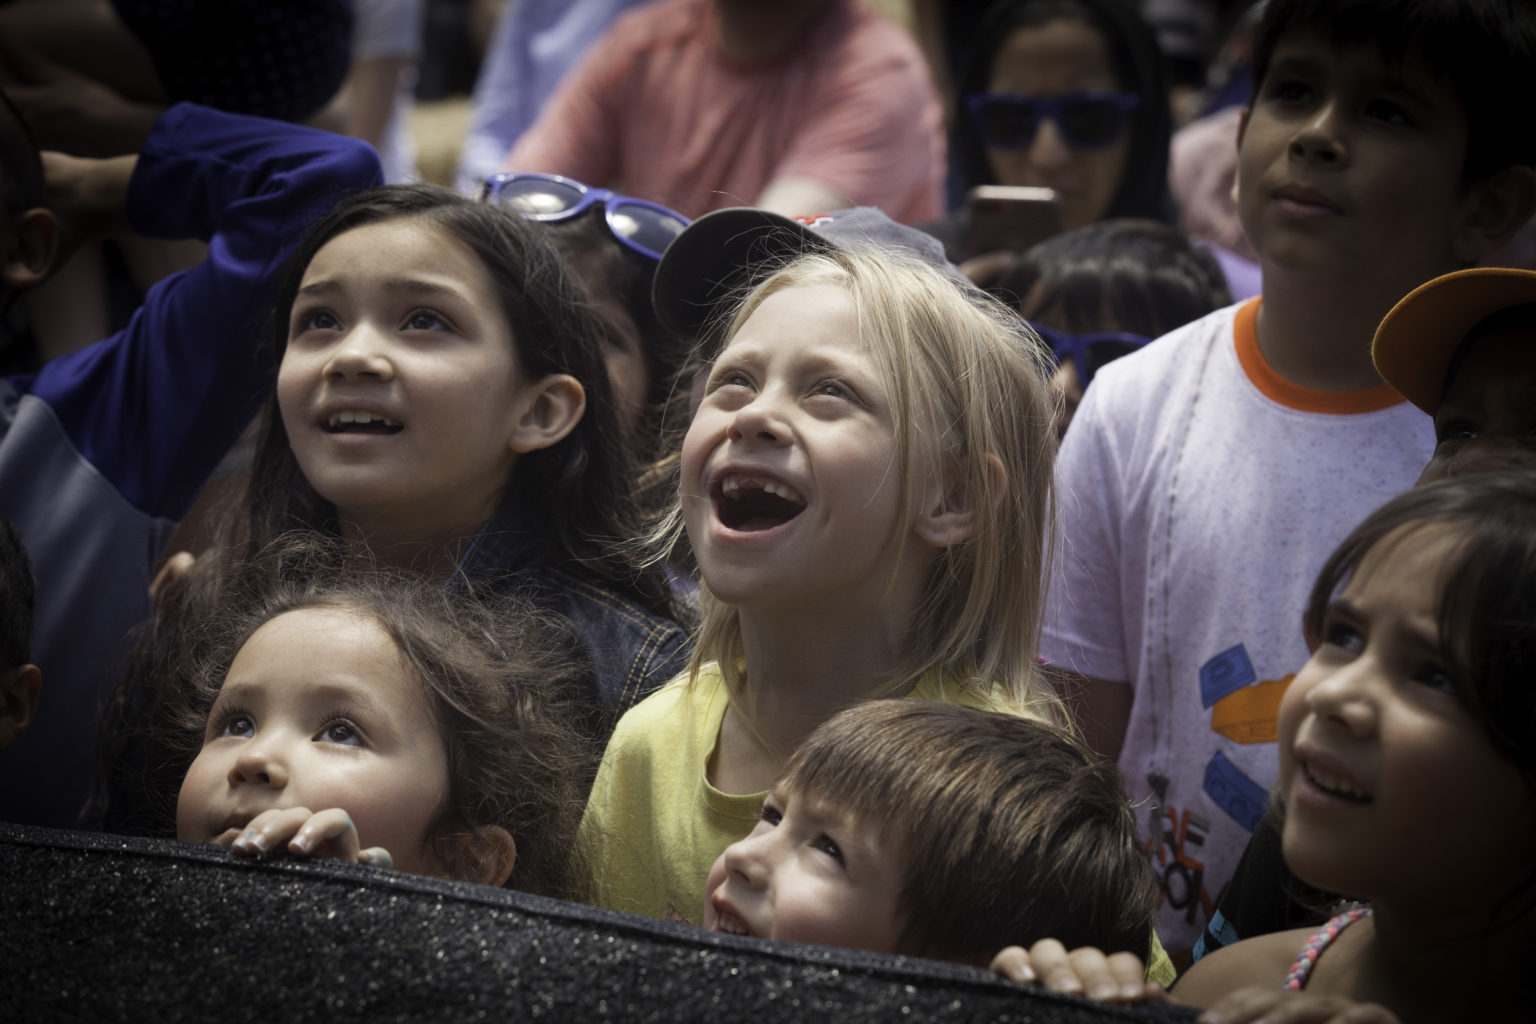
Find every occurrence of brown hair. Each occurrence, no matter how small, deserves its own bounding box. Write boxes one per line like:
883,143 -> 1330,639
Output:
780,700 -> 1158,963
158,535 -> 596,899
246,184 -> 674,614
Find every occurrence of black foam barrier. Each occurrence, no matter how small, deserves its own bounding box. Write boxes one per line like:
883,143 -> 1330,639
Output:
1,823 -> 1198,1022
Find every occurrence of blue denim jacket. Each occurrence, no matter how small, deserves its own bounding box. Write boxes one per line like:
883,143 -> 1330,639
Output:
457,499 -> 691,728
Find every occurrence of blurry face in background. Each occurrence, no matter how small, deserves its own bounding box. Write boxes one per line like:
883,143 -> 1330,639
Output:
567,246 -> 651,437
1417,325 -> 1536,485
985,18 -> 1131,232
1018,286 -> 1105,439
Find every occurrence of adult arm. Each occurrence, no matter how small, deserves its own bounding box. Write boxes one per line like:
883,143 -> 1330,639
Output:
754,175 -> 853,220
28,103 -> 383,520
1052,665 -> 1134,763
499,17 -> 624,188
767,13 -> 944,222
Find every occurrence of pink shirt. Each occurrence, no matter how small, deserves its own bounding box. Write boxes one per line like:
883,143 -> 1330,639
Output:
504,0 -> 944,224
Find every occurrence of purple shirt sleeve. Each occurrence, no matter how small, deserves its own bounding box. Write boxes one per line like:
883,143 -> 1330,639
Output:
27,103 -> 383,519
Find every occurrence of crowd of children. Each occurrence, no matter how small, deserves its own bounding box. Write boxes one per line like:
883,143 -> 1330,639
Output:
2,0 -> 1535,1021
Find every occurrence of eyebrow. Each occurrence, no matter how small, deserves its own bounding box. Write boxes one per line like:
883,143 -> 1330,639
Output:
1267,54 -> 1327,79
214,680 -> 393,722
1330,596 -> 1441,652
296,278 -> 474,303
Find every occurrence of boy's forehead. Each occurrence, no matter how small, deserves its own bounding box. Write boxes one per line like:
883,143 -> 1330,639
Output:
1268,29 -> 1448,95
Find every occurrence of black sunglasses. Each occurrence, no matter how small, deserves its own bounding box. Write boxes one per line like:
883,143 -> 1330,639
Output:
967,91 -> 1140,151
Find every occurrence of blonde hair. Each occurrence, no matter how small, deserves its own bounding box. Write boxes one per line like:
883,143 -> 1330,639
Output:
682,246 -> 1065,724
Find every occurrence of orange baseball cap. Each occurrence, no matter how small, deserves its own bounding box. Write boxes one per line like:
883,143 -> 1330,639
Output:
1372,266 -> 1536,414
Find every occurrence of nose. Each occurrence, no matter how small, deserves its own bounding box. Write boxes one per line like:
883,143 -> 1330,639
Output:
725,388 -> 792,446
1028,115 -> 1073,171
1302,656 -> 1378,738
322,321 -> 395,382
1288,101 -> 1347,166
721,830 -> 771,888
228,739 -> 289,789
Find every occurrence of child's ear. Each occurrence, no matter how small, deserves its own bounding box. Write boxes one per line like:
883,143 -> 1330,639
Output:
1,207 -> 60,293
507,373 -> 586,454
461,825 -> 517,888
0,663 -> 42,750
914,454 -> 1006,550
1452,165 -> 1536,266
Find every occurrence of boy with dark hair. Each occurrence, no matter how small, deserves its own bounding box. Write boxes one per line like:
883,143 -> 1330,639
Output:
0,515 -> 40,750
1041,0 -> 1536,958
0,88 -> 380,827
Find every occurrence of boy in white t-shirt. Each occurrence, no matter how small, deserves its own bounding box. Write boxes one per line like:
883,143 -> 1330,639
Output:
1042,0 -> 1536,959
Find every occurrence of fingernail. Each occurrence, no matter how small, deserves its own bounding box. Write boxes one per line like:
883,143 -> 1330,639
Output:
290,832 -> 313,854
1016,965 -> 1037,983
249,829 -> 270,853
1089,982 -> 1116,1001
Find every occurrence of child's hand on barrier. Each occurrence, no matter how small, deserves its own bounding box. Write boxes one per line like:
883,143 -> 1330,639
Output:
989,939 -> 1164,1004
1197,988 -> 1400,1024
223,807 -> 394,868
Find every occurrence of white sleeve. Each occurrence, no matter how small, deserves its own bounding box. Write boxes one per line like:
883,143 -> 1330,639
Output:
1040,375 -> 1134,683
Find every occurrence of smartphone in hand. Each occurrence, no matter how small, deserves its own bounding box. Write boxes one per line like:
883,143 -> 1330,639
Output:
962,185 -> 1062,261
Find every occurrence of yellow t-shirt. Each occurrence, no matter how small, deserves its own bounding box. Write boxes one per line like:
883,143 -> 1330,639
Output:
578,661 -> 1176,987
581,663 -> 1014,922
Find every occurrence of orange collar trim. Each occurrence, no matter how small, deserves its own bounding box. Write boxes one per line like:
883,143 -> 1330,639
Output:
1233,298 -> 1407,415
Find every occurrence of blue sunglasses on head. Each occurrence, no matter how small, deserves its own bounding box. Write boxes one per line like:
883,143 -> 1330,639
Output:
1030,322 -> 1151,385
481,172 -> 690,261
968,90 -> 1141,151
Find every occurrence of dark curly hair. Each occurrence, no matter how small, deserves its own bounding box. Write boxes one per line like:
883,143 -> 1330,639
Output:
157,535 -> 596,899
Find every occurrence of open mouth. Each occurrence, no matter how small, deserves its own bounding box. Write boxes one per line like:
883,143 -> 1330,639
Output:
324,410 -> 403,435
713,473 -> 806,532
1301,760 -> 1370,803
712,909 -> 752,937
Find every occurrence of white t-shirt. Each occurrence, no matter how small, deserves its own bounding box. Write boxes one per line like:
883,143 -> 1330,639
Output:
1042,298 -> 1433,955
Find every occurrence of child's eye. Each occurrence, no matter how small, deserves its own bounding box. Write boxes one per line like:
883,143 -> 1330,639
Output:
403,309 -> 448,331
1415,663 -> 1457,695
811,379 -> 852,401
1269,79 -> 1314,104
1436,418 -> 1478,443
759,802 -> 783,826
215,711 -> 255,739
812,834 -> 845,866
1364,98 -> 1411,126
710,368 -> 754,392
1321,619 -> 1364,654
293,308 -> 340,333
316,719 -> 362,746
